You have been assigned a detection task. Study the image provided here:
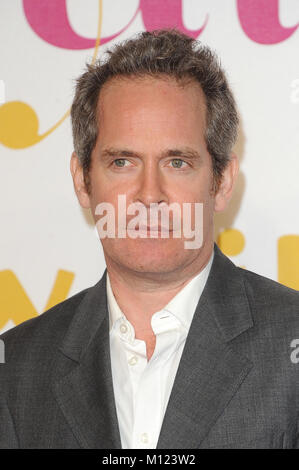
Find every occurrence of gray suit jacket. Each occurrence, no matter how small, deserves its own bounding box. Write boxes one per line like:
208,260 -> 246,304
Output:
1,243 -> 299,449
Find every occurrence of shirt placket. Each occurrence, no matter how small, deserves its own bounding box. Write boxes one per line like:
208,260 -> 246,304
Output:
130,312 -> 182,448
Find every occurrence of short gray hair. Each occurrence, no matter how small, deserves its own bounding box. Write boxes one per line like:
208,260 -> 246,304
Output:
71,28 -> 239,194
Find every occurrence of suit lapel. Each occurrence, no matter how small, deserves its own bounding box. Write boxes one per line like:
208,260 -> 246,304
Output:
157,243 -> 254,449
52,271 -> 122,449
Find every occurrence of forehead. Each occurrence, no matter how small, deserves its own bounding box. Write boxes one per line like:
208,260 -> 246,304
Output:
96,75 -> 207,134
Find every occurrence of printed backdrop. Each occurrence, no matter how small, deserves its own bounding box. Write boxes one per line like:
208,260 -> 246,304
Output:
1,0 -> 298,333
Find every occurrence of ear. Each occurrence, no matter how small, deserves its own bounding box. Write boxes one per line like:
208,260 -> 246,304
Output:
70,151 -> 91,209
214,152 -> 239,212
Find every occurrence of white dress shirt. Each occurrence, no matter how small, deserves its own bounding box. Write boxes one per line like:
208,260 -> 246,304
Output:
107,248 -> 214,449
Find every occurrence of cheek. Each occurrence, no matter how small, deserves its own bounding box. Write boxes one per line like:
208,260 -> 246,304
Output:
175,183 -> 211,206
90,167 -> 134,200
176,167 -> 213,200
89,171 -> 115,203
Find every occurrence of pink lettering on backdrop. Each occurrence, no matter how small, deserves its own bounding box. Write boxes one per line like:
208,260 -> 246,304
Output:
139,0 -> 207,38
237,0 -> 298,44
22,0 -> 138,49
23,0 -> 207,50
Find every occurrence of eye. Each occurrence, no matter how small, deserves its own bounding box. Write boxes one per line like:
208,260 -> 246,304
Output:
170,158 -> 188,169
112,158 -> 130,168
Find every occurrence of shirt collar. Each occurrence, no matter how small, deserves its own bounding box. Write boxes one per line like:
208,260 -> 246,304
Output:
161,248 -> 214,331
106,271 -> 126,332
106,247 -> 214,333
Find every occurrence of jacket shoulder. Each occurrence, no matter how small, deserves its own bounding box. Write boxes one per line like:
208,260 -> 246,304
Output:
0,285 -> 91,359
240,266 -> 298,299
238,266 -> 299,324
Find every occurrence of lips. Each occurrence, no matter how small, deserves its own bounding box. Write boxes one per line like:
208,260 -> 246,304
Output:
137,224 -> 172,232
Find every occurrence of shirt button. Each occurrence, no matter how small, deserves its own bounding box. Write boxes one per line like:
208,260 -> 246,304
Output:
140,432 -> 149,444
128,355 -> 138,366
119,323 -> 128,334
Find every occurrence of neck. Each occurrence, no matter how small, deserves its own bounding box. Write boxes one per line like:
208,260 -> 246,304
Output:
105,240 -> 214,331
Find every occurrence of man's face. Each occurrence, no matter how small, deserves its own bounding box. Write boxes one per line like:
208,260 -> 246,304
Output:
72,75 -> 236,276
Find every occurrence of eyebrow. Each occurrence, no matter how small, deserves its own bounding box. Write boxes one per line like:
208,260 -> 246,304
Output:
100,147 -> 201,162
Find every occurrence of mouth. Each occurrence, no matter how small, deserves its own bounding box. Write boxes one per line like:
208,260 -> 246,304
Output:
128,225 -> 173,233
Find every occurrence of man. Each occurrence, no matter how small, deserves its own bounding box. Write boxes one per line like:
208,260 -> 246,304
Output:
0,28 -> 298,449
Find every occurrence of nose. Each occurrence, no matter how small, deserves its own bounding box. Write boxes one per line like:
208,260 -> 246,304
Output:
134,162 -> 168,208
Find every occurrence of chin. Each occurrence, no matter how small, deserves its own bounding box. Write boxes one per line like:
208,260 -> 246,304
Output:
116,247 -> 190,275
102,237 -> 194,272
124,259 -> 182,275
